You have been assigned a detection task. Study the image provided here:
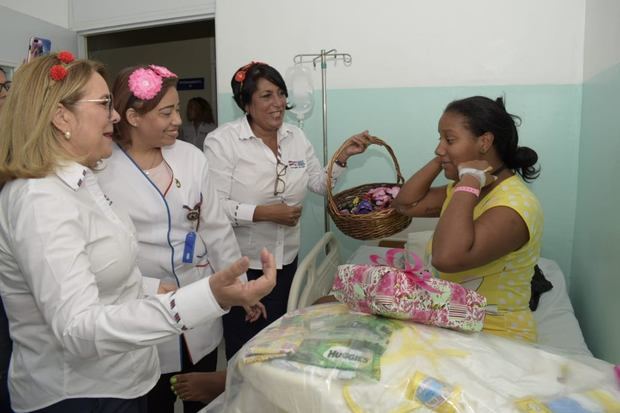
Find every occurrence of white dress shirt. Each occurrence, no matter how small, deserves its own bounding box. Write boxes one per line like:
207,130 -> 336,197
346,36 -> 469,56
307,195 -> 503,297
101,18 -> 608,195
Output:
0,162 -> 226,412
97,141 -> 243,373
204,116 -> 345,269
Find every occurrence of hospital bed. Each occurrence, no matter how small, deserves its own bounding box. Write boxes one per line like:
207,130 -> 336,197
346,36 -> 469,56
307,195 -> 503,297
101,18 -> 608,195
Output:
204,232 -> 618,413
288,231 -> 591,358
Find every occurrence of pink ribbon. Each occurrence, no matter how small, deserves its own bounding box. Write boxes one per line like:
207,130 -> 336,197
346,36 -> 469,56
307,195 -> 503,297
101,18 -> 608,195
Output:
369,248 -> 439,293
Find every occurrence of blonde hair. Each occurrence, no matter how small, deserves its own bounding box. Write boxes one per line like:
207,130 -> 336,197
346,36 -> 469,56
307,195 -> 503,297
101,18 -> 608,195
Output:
0,53 -> 106,183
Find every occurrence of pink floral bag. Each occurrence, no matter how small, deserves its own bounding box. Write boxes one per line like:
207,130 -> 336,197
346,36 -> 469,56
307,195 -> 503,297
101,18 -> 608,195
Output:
331,249 -> 486,332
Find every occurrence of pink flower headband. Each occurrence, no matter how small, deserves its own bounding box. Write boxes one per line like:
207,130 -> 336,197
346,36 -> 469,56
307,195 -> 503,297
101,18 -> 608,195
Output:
128,65 -> 177,100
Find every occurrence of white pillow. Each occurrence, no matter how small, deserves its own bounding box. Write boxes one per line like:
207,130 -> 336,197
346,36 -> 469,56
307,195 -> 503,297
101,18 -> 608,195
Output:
534,258 -> 591,356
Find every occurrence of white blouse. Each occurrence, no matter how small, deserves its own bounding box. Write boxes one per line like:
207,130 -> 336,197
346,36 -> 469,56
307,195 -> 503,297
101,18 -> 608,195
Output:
0,162 -> 226,412
204,116 -> 345,269
97,141 -> 244,373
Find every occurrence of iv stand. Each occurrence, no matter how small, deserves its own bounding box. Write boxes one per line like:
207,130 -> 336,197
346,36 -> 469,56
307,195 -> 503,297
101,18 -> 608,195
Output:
293,49 -> 352,234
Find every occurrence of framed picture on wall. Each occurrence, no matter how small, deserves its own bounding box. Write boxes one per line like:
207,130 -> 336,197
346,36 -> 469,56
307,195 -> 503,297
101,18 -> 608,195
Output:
27,36 -> 52,63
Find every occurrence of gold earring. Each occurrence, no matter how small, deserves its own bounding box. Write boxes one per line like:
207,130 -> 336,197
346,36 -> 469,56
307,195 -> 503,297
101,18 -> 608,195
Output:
64,131 -> 71,140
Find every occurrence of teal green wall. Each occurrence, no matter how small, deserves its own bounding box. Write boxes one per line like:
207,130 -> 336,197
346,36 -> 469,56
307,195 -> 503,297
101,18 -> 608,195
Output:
571,63 -> 620,363
218,85 -> 582,277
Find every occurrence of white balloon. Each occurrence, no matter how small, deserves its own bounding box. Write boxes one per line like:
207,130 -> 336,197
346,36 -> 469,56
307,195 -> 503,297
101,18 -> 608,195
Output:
285,65 -> 314,123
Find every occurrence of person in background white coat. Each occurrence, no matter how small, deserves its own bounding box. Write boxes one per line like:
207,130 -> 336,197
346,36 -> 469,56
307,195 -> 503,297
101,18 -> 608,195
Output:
0,53 -> 275,413
180,97 -> 216,149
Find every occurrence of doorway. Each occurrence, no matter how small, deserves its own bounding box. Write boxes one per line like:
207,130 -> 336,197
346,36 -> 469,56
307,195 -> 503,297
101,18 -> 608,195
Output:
86,20 -> 217,126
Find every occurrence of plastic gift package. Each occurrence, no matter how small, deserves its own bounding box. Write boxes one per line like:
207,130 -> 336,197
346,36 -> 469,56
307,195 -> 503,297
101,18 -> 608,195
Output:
203,303 -> 620,413
332,248 -> 487,332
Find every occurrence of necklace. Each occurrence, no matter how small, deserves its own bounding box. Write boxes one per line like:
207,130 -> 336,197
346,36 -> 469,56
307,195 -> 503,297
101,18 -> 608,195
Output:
141,150 -> 162,175
491,164 -> 507,176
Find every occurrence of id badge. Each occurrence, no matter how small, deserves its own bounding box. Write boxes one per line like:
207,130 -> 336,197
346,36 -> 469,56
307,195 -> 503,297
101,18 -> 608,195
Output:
183,231 -> 196,263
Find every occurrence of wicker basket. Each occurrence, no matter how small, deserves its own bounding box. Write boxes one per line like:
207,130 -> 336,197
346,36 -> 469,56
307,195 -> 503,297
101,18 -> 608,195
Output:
326,136 -> 412,240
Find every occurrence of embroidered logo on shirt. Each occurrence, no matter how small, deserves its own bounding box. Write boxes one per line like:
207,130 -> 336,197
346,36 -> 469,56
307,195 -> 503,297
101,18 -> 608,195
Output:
103,194 -> 113,206
76,169 -> 87,188
182,194 -> 203,228
288,160 -> 306,169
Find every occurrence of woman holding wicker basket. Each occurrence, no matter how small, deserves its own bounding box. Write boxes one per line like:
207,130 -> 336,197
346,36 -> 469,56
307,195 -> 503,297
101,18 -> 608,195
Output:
203,62 -> 371,361
393,96 -> 543,343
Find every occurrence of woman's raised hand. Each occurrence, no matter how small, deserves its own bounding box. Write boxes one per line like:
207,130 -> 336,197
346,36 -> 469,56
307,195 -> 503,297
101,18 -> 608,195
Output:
243,301 -> 267,322
457,160 -> 497,188
341,130 -> 371,158
209,248 -> 276,309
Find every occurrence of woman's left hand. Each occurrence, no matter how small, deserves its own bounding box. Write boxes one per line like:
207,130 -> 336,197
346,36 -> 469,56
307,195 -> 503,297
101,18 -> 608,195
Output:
244,301 -> 267,322
457,160 -> 496,188
341,130 -> 371,158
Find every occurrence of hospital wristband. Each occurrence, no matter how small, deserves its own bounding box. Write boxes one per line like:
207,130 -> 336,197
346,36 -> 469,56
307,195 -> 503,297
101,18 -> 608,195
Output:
457,167 -> 486,186
453,186 -> 480,197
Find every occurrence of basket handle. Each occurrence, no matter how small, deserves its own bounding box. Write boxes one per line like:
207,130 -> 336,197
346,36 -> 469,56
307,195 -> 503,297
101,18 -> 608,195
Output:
325,135 -> 406,213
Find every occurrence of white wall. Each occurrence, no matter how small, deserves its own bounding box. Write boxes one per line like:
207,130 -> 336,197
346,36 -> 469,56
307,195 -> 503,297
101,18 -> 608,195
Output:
215,0 -> 585,92
582,0 -> 620,80
0,0 -> 69,28
0,5 -> 76,69
69,0 -> 214,33
570,0 -> 620,364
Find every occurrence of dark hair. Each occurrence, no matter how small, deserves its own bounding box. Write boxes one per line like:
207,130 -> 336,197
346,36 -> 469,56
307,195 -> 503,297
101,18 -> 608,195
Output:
187,96 -> 214,124
444,96 -> 540,182
0,67 -> 6,76
230,62 -> 292,114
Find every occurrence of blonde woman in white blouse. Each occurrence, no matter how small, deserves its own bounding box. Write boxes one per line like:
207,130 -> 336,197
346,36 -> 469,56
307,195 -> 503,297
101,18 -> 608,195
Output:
0,53 -> 275,413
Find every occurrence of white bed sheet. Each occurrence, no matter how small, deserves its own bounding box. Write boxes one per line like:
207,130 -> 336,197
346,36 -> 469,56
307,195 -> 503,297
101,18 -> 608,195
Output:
205,303 -> 615,413
201,244 -> 598,413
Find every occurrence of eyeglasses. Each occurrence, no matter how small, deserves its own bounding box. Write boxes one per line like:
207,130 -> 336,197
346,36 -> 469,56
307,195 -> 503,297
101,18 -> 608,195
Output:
274,158 -> 287,196
0,81 -> 10,93
76,95 -> 114,119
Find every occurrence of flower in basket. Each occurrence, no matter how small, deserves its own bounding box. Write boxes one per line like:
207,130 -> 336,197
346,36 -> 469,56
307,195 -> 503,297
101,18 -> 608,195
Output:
352,199 -> 373,214
368,187 -> 390,206
386,186 -> 400,198
368,186 -> 401,208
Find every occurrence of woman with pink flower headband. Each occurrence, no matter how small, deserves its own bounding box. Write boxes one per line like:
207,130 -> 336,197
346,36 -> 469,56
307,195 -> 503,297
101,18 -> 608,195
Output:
96,64 -> 265,413
0,54 -> 275,413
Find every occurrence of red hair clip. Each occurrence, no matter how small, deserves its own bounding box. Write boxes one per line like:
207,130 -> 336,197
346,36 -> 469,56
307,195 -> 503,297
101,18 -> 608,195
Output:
49,51 -> 75,81
234,61 -> 266,87
57,51 -> 75,64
